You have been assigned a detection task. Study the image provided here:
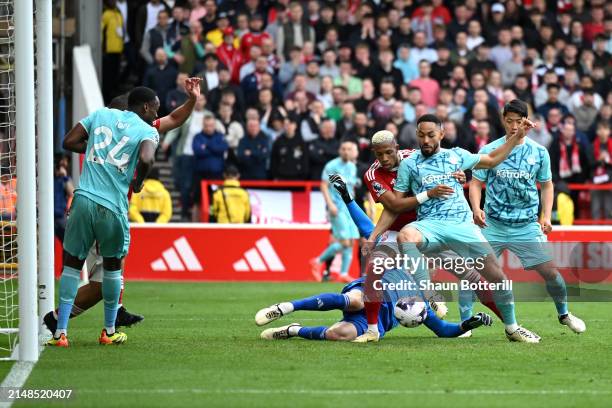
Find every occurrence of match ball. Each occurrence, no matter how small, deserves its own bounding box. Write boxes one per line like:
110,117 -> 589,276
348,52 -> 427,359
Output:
394,297 -> 427,328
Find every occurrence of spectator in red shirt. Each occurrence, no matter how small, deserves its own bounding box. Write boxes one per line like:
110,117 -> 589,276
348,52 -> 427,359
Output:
584,7 -> 605,44
240,13 -> 270,60
216,26 -> 242,84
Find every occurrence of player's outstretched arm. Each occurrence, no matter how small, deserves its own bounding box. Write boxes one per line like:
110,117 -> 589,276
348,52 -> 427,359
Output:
157,77 -> 201,134
469,178 -> 487,228
63,123 -> 89,153
475,119 -> 535,169
132,140 -> 156,193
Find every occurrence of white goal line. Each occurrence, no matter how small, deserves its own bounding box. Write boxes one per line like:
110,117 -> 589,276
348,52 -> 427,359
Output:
76,388 -> 612,396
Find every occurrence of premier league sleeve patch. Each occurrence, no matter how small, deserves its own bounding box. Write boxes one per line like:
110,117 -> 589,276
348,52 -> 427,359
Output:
372,181 -> 387,197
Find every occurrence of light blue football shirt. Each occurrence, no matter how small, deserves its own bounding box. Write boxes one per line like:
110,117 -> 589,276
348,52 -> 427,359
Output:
321,157 -> 358,207
77,108 -> 159,215
394,148 -> 481,222
473,136 -> 551,224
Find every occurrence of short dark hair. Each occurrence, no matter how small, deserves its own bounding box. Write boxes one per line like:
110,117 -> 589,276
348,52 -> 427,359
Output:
224,165 -> 240,178
416,114 -> 442,128
108,93 -> 128,110
127,87 -> 157,110
546,83 -> 561,92
502,99 -> 529,118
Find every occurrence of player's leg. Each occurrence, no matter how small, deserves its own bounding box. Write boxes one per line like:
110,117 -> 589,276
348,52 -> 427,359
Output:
311,234 -> 342,281
530,260 -> 585,333
49,196 -> 97,346
397,224 -> 431,286
509,221 -> 585,333
260,290 -> 364,340
94,205 -> 130,345
446,222 -> 540,342
255,286 -> 363,326
338,238 -> 353,282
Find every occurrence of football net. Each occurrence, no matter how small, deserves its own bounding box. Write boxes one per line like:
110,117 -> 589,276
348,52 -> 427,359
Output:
0,0 -> 18,360
0,0 -> 54,362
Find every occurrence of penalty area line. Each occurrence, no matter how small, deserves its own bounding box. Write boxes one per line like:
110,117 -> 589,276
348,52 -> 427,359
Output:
77,388 -> 612,396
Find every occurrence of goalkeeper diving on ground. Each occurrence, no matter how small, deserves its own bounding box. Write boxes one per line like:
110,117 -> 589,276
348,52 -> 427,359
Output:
254,174 -> 493,341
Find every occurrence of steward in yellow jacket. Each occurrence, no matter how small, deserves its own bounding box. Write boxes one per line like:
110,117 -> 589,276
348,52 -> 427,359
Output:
212,166 -> 251,223
129,169 -> 172,223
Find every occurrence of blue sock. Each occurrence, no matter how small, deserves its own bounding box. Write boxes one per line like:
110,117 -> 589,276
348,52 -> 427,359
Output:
545,273 -> 568,316
102,269 -> 122,332
319,242 -> 342,262
492,288 -> 517,326
340,246 -> 353,275
297,326 -> 328,340
399,242 -> 430,285
423,306 -> 465,337
458,288 -> 475,321
291,293 -> 350,311
56,266 -> 82,335
346,200 -> 374,237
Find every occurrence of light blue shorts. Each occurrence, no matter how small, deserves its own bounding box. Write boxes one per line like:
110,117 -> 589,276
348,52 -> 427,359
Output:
330,207 -> 360,240
407,219 -> 494,260
63,194 -> 130,260
481,217 -> 553,269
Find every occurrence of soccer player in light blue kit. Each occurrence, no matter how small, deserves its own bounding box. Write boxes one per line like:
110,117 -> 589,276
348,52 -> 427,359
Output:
311,139 -> 360,282
467,99 -> 585,333
370,113 -> 541,343
47,87 -> 160,347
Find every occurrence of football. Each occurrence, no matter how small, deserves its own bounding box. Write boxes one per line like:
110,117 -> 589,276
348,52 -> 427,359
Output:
394,297 -> 428,328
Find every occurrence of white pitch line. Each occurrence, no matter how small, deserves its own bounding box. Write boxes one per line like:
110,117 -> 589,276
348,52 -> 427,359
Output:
76,388 -> 612,396
0,362 -> 35,408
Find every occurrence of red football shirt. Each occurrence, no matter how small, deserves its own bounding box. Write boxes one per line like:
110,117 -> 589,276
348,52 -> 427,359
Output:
364,149 -> 417,231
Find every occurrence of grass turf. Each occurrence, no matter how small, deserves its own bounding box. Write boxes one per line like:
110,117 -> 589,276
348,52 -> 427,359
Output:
3,281 -> 612,408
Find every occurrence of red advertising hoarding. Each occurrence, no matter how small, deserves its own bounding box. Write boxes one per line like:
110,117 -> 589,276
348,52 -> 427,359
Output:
54,225 -> 612,283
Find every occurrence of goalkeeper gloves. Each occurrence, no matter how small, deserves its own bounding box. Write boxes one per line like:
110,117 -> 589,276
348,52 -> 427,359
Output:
329,174 -> 353,204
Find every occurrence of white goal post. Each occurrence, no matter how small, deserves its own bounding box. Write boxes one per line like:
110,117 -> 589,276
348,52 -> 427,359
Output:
2,0 -> 55,362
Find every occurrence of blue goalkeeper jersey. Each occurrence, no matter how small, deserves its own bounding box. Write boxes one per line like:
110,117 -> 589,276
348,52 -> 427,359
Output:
394,148 -> 481,222
345,268 -> 421,332
77,108 -> 159,215
473,136 -> 551,224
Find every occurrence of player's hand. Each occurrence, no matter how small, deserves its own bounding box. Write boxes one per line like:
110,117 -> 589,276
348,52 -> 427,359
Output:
329,174 -> 352,204
461,312 -> 493,331
516,118 -> 536,139
185,77 -> 201,100
539,218 -> 553,235
451,170 -> 466,184
427,184 -> 454,199
131,178 -> 144,194
473,209 -> 487,228
329,203 -> 338,217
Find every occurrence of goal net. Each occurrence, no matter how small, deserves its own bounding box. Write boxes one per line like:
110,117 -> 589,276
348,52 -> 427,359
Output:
0,0 -> 18,361
0,0 -> 54,362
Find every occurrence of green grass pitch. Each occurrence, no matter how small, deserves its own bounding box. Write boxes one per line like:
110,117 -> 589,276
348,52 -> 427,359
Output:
3,281 -> 612,408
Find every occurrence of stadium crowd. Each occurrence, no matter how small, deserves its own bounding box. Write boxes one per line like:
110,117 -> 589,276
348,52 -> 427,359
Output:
101,0 -> 612,222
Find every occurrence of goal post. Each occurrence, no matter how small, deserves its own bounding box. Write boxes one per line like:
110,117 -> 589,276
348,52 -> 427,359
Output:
36,0 -> 55,326
15,0 -> 39,362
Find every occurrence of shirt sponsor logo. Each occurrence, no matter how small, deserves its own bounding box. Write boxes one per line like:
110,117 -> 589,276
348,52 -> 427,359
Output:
496,169 -> 532,179
422,173 -> 454,184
